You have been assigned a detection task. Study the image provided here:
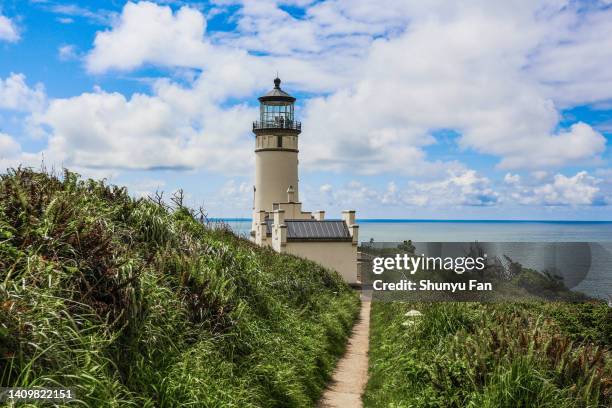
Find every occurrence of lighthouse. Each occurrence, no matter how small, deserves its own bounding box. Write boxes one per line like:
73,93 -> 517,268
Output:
251,78 -> 359,284
252,77 -> 301,213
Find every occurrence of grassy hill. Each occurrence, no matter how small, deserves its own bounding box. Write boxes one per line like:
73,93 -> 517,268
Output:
365,302 -> 611,407
0,168 -> 360,407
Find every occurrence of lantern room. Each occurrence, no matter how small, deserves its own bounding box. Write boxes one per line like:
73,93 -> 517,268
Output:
253,77 -> 301,132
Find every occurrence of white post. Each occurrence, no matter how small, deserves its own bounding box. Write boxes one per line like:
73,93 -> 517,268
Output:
342,210 -> 359,245
274,208 -> 285,226
256,210 -> 267,245
272,209 -> 287,252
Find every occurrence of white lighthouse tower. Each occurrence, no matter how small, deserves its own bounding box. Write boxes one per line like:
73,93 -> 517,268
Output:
253,77 -> 300,214
251,78 -> 359,284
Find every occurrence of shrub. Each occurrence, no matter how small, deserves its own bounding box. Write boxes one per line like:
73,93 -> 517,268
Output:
0,168 -> 360,407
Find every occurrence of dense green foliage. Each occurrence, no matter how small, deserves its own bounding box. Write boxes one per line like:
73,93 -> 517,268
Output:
0,168 -> 360,407
365,302 -> 611,407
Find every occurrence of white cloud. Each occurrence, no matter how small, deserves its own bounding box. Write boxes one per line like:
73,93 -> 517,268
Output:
0,133 -> 39,173
81,1 -> 610,174
595,168 -> 612,182
300,3 -> 607,173
311,168 -> 499,210
33,77 -> 256,173
57,17 -> 74,24
219,179 -> 251,198
200,179 -> 253,214
86,2 -> 211,73
86,2 -> 270,102
0,133 -> 21,158
320,183 -> 332,193
404,169 -> 500,207
531,170 -> 549,181
0,14 -> 19,42
47,4 -> 115,25
308,168 -> 610,212
493,123 -> 606,169
511,171 -> 605,206
0,73 -> 46,112
125,178 -> 166,198
58,44 -> 78,61
7,0 -> 611,186
528,6 -> 612,106
504,173 -> 521,185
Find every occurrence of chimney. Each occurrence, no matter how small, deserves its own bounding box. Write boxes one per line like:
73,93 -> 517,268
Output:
342,210 -> 356,226
314,210 -> 325,221
342,210 -> 359,245
287,185 -> 295,202
274,208 -> 285,226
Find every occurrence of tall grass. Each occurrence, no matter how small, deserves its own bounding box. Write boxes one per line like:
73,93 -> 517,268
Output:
0,168 -> 360,407
364,302 -> 611,407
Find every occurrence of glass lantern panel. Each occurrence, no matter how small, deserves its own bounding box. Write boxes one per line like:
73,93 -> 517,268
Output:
261,102 -> 294,126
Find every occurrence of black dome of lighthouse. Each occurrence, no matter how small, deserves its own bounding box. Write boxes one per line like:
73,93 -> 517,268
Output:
258,77 -> 296,103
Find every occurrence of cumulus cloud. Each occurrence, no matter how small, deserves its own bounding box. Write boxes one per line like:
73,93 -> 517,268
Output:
35,81 -> 255,173
199,179 -> 253,214
308,168 -> 610,212
125,178 -> 166,198
313,169 -> 499,209
528,5 -> 612,106
320,183 -> 332,193
86,2 -> 212,72
219,179 -> 251,203
511,171 -> 605,206
299,2 -> 607,173
0,14 -> 19,42
493,123 -> 606,169
504,173 -> 521,185
46,3 -> 115,25
6,0 -> 612,192
0,73 -> 46,112
0,133 -> 21,158
79,1 -> 611,174
58,44 -> 78,61
0,69 -> 256,175
404,169 -> 500,207
0,133 -> 40,173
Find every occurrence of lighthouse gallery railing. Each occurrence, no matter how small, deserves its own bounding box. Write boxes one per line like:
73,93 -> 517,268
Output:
253,120 -> 301,131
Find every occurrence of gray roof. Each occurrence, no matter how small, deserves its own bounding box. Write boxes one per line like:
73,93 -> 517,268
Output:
261,87 -> 293,98
265,219 -> 352,241
258,78 -> 296,102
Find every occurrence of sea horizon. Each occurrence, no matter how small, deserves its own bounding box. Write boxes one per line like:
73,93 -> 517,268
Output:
213,218 -> 612,243
209,218 -> 612,223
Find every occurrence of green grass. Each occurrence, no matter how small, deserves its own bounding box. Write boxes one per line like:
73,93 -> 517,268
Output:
364,302 -> 611,407
0,168 -> 360,407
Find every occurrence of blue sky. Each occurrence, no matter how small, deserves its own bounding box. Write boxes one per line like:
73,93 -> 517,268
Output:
0,0 -> 611,220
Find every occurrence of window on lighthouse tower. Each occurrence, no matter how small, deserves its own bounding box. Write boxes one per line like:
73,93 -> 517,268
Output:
261,103 -> 294,128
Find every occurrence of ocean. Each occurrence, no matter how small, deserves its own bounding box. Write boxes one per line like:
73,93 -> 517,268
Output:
218,219 -> 612,242
214,219 -> 612,300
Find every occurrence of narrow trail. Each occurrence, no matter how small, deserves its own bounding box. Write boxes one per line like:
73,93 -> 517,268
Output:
318,297 -> 371,408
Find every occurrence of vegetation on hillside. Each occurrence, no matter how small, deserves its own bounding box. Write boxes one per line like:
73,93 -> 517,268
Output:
0,168 -> 360,407
364,302 -> 611,407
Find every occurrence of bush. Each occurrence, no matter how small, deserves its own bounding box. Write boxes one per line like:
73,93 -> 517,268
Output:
364,302 -> 611,408
0,168 -> 360,407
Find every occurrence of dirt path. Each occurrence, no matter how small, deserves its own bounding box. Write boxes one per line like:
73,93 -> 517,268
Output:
318,297 -> 371,407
